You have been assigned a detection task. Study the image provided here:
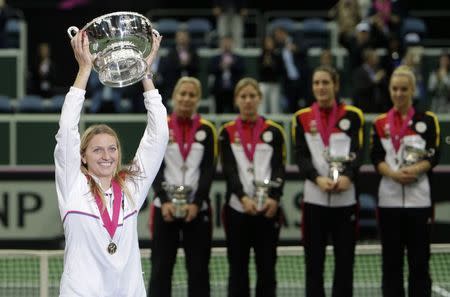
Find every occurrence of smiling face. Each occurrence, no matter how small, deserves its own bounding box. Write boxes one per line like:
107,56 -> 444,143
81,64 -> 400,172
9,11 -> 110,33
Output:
234,81 -> 262,120
312,70 -> 338,108
389,74 -> 414,112
81,133 -> 119,185
173,82 -> 200,118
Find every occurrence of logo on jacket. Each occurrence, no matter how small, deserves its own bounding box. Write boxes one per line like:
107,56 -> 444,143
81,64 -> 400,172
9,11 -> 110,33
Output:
415,121 -> 427,133
339,118 -> 351,131
169,128 -> 175,144
262,131 -> 273,142
195,130 -> 207,142
384,123 -> 390,138
234,131 -> 241,145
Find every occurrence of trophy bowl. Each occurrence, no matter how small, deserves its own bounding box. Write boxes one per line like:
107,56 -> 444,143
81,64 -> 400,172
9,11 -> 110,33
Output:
323,149 -> 356,183
253,179 -> 282,211
401,145 -> 434,167
67,11 -> 157,87
162,183 -> 192,219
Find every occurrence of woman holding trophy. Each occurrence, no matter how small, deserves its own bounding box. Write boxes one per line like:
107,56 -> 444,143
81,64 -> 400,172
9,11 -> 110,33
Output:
55,29 -> 168,296
149,76 -> 217,297
219,77 -> 286,297
370,65 -> 440,297
292,65 -> 364,297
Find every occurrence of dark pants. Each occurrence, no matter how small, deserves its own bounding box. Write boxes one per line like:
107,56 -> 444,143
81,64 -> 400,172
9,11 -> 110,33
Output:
224,205 -> 281,297
302,203 -> 357,297
149,206 -> 212,297
378,207 -> 432,297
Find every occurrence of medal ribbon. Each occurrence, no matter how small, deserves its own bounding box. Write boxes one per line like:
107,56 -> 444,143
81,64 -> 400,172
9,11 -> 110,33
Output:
235,116 -> 264,162
387,106 -> 415,152
94,179 -> 122,239
171,113 -> 201,161
312,101 -> 339,147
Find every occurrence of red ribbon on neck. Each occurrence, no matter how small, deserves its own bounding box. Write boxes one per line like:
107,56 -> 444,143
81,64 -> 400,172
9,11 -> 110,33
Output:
171,113 -> 201,161
387,106 -> 415,152
312,101 -> 339,147
94,179 -> 122,239
235,116 -> 264,162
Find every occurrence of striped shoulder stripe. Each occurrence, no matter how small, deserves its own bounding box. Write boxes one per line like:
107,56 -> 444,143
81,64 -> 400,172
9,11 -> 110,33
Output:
218,120 -> 235,134
425,111 -> 440,146
291,107 -> 310,143
345,105 -> 364,124
266,119 -> 287,139
200,118 -> 219,157
374,113 -> 387,122
293,107 -> 311,117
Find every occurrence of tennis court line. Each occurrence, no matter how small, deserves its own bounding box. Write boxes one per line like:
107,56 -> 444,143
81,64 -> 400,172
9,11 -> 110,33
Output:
433,285 -> 450,297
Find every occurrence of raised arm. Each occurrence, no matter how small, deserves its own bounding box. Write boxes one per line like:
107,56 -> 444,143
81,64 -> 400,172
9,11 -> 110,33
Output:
54,30 -> 92,207
131,32 -> 169,209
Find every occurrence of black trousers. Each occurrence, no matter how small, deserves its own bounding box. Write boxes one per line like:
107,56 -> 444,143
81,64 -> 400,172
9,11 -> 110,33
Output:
302,203 -> 357,297
148,206 -> 212,297
378,207 -> 432,297
224,205 -> 281,297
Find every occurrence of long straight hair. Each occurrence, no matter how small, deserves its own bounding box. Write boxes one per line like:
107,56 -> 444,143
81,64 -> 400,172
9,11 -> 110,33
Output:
80,124 -> 139,208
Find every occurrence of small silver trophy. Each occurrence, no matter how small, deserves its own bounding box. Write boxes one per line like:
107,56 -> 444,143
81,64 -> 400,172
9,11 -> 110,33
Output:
323,149 -> 356,183
67,11 -> 158,87
252,178 -> 282,211
162,183 -> 192,219
400,145 -> 434,168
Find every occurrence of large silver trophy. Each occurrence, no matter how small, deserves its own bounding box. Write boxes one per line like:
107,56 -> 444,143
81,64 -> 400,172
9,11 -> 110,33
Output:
323,149 -> 356,183
253,178 -> 282,211
162,183 -> 192,219
67,11 -> 158,87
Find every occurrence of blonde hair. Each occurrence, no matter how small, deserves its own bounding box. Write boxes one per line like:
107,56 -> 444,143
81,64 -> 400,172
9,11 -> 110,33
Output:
390,65 -> 416,91
171,76 -> 202,100
234,77 -> 262,98
80,124 -> 139,208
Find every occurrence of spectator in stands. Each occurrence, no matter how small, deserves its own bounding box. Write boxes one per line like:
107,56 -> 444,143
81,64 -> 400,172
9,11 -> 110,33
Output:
0,0 -> 23,48
329,0 -> 362,42
352,48 -> 389,113
380,33 -> 404,78
292,65 -> 364,297
212,0 -> 248,48
55,30 -> 167,296
30,42 -> 57,98
402,47 -> 426,108
273,26 -> 308,112
220,77 -> 285,297
159,29 -> 200,102
370,65 -> 440,297
208,35 -> 245,113
428,52 -> 450,113
258,35 -> 282,114
367,0 -> 406,36
149,76 -> 216,297
340,21 -> 372,71
87,71 -> 126,113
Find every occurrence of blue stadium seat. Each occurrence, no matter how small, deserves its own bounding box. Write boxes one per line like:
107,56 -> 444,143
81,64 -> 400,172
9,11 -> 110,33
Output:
5,19 -> 21,48
267,17 -> 296,34
154,18 -> 181,47
47,94 -> 65,113
17,95 -> 45,113
186,18 -> 213,47
301,18 -> 329,49
401,17 -> 427,38
0,95 -> 13,113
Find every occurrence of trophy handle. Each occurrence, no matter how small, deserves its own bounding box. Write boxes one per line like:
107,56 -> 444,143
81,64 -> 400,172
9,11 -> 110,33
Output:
152,29 -> 160,37
67,26 -> 79,39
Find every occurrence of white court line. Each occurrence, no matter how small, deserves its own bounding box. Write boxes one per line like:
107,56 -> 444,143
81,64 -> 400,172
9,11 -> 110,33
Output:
433,285 -> 450,297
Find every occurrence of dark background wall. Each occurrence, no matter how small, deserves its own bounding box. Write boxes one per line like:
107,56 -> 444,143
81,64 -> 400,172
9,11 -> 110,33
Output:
6,0 -> 450,91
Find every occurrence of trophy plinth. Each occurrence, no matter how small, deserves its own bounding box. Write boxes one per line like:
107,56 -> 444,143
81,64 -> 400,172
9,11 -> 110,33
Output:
323,149 -> 356,183
162,183 -> 192,219
253,179 -> 282,211
67,11 -> 158,87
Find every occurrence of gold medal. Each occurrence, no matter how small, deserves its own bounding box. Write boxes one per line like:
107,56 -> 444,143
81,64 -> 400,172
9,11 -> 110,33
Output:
107,242 -> 117,254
